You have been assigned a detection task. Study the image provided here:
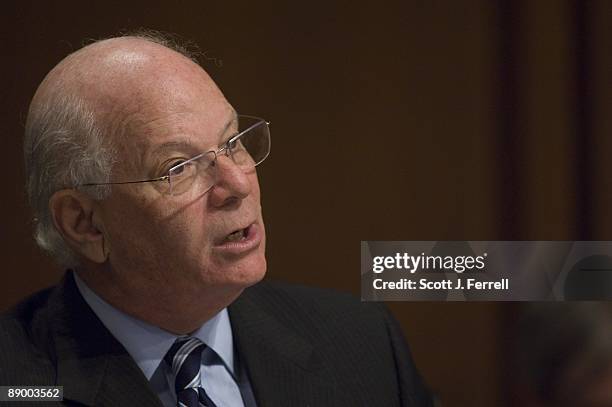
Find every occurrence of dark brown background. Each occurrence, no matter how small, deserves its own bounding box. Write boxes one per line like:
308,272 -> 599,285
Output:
2,1 -> 611,406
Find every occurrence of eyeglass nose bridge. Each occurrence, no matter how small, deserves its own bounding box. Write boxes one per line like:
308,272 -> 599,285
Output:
209,149 -> 219,168
208,144 -> 234,169
204,145 -> 247,186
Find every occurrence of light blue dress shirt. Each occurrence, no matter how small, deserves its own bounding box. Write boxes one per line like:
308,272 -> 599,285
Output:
74,273 -> 248,407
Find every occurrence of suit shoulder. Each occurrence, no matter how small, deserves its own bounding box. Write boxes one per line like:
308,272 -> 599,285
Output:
0,287 -> 57,383
246,279 -> 365,307
242,280 -> 389,327
235,281 -> 432,405
1,286 -> 55,331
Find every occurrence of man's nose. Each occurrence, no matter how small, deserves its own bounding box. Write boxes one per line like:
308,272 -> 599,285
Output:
208,155 -> 252,207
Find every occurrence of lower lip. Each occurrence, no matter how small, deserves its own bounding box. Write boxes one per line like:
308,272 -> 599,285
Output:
213,223 -> 262,256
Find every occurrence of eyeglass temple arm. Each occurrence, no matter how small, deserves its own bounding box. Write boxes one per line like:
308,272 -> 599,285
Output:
79,175 -> 169,187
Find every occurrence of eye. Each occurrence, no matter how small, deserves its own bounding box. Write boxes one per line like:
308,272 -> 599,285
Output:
163,158 -> 183,169
172,166 -> 184,176
163,159 -> 188,177
171,160 -> 201,180
226,138 -> 237,150
170,160 -> 184,170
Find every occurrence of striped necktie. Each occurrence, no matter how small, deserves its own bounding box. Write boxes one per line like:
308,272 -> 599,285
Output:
164,336 -> 218,407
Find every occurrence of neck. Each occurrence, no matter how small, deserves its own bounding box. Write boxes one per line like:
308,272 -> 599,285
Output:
75,266 -> 242,334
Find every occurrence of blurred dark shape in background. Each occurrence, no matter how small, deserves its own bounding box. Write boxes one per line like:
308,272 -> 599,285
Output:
565,255 -> 612,300
510,303 -> 612,407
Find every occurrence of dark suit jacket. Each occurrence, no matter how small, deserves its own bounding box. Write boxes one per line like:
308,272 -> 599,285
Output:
0,273 -> 433,406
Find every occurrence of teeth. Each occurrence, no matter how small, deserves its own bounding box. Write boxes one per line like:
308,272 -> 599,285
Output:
225,229 -> 245,242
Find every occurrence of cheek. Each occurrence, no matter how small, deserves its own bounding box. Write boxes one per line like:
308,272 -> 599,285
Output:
100,194 -> 203,266
164,215 -> 213,256
152,199 -> 223,266
103,202 -> 157,256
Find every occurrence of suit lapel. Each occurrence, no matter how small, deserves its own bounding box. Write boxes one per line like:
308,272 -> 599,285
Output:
229,286 -> 337,406
48,272 -> 164,407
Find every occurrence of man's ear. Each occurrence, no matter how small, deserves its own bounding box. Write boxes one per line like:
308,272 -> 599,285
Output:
49,190 -> 108,264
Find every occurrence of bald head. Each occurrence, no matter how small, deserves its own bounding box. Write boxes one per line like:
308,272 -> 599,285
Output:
25,35 -> 231,266
32,37 -> 225,142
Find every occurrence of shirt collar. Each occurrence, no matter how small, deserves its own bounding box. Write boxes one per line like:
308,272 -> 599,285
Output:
73,272 -> 235,380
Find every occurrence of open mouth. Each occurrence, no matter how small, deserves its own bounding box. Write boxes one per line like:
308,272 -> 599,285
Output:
214,223 -> 261,255
223,225 -> 250,243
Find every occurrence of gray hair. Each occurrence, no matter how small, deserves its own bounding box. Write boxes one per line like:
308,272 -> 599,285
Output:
24,31 -> 202,267
24,92 -> 115,267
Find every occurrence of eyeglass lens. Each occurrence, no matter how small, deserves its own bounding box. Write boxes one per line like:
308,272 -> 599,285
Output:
167,116 -> 270,195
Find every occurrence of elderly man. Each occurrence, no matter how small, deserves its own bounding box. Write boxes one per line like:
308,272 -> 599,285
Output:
0,34 -> 433,406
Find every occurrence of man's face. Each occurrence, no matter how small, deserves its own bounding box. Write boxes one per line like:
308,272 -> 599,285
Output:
94,47 -> 266,300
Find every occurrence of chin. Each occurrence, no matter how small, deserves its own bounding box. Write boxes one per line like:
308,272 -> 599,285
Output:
205,251 -> 267,289
232,253 -> 267,287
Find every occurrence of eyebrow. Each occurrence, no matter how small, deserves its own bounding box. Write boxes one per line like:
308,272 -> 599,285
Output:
147,110 -> 239,159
